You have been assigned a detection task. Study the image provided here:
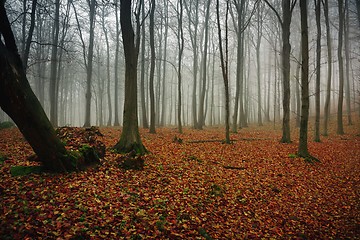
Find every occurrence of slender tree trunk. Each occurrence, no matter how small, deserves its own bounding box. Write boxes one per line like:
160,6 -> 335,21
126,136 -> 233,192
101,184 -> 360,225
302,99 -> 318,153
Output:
344,0 -> 352,125
198,0 -> 211,129
149,0 -> 156,133
114,3 -> 121,126
337,0 -> 345,135
314,0 -> 321,142
298,0 -> 310,157
256,3 -> 264,126
160,0 -> 169,127
217,0 -> 230,144
323,0 -> 332,136
177,0 -> 184,134
184,1 -> 199,129
83,0 -> 96,127
280,0 -> 293,143
140,0 -> 148,128
49,0 -> 60,127
101,8 -> 112,126
295,49 -> 301,128
22,0 -> 37,70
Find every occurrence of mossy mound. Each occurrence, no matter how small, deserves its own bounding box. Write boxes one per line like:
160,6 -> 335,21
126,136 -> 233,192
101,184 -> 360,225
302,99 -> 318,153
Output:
0,121 -> 15,129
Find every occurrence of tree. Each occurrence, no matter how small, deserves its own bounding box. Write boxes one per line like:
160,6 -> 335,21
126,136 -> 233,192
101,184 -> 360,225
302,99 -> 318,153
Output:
114,1 -> 121,126
184,0 -> 200,129
344,0 -> 352,125
113,0 -> 147,154
198,0 -> 212,129
100,4 -> 113,126
337,0 -> 345,135
216,0 -> 231,144
149,0 -> 156,133
49,0 -> 60,127
298,0 -> 316,161
140,0 -> 148,128
0,1 -> 97,172
175,0 -> 184,134
323,0 -> 332,136
83,0 -> 96,127
314,0 -> 321,142
264,0 -> 297,143
255,1 -> 264,126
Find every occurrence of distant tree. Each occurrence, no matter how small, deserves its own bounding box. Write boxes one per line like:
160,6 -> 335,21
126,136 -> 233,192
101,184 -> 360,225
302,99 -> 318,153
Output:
198,0 -> 212,129
314,0 -> 321,142
255,1 -> 264,126
344,0 -> 352,125
0,2 -> 97,172
149,0 -> 156,133
100,5 -> 113,126
114,1 -> 121,126
184,0 -> 200,129
49,0 -> 60,127
264,0 -> 297,143
176,0 -> 184,134
113,0 -> 147,154
83,0 -> 96,127
21,0 -> 37,70
337,0 -> 345,135
139,0 -> 148,129
323,0 -> 332,136
216,0 -> 231,144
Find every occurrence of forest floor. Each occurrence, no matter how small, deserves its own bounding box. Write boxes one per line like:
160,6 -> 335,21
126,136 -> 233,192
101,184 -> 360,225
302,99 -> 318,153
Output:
0,119 -> 359,239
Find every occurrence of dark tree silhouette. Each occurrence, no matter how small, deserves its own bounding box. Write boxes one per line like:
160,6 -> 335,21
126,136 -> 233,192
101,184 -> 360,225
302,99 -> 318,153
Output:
0,2 -> 99,172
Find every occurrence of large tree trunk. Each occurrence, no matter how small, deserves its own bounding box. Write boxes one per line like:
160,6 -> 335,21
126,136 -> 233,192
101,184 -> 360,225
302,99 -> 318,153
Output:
114,0 -> 147,154
298,0 -> 310,157
0,4 -> 81,172
280,0 -> 293,143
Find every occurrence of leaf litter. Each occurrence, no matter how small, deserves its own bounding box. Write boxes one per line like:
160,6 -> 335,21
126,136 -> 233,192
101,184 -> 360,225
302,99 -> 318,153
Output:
0,123 -> 359,239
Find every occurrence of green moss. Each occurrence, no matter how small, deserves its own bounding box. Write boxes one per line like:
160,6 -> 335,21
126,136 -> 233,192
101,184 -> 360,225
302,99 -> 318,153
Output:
0,153 -> 5,164
0,121 -> 15,129
10,166 -> 44,176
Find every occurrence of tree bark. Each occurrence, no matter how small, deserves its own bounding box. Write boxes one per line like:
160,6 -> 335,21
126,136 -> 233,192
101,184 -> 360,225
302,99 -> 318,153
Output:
177,0 -> 184,134
83,0 -> 96,127
114,0 -> 147,154
217,0 -> 230,144
298,0 -> 310,157
198,0 -> 212,129
337,0 -> 345,135
49,0 -> 60,127
314,0 -> 321,142
149,0 -> 156,133
323,0 -> 332,136
140,0 -> 148,129
114,2 -> 121,126
0,3 -> 81,172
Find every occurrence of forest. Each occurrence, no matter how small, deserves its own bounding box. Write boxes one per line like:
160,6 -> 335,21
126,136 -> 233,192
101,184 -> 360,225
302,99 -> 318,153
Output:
0,0 -> 359,239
